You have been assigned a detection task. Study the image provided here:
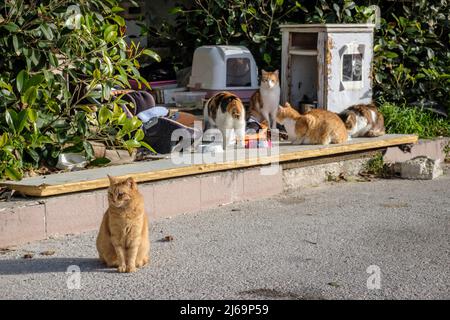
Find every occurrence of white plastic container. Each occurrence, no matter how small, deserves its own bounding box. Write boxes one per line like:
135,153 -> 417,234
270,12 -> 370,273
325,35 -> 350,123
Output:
173,91 -> 207,108
188,46 -> 259,102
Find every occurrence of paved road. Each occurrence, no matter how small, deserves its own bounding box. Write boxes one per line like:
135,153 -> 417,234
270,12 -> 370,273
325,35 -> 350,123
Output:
0,173 -> 449,300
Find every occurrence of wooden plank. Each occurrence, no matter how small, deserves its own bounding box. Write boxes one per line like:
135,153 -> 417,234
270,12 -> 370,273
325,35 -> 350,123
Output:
1,135 -> 418,197
289,49 -> 318,56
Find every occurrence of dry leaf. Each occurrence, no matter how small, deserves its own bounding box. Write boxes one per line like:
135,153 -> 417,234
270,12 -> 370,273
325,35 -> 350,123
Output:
23,253 -> 34,259
162,235 -> 174,242
40,250 -> 56,256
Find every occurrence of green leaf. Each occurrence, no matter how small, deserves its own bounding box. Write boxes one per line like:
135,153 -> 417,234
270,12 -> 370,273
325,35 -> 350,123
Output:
263,53 -> 271,65
276,0 -> 284,6
102,83 -> 111,100
123,139 -> 141,150
139,141 -> 156,154
27,108 -> 38,122
22,86 -> 38,106
26,149 -> 40,163
23,74 -> 44,93
90,157 -> 111,167
142,49 -> 161,62
40,23 -> 53,40
252,34 -> 266,43
48,52 -> 58,67
93,68 -> 102,79
169,7 -> 183,14
134,129 -> 144,141
3,22 -> 19,32
16,70 -> 27,93
83,141 -> 95,160
16,109 -> 29,134
12,35 -> 21,55
0,133 -> 8,148
5,109 -> 16,133
5,167 -> 22,181
111,15 -> 125,27
117,112 -> 127,125
111,6 -> 125,13
105,30 -> 117,42
98,106 -> 112,125
104,24 -> 118,42
384,51 -> 399,59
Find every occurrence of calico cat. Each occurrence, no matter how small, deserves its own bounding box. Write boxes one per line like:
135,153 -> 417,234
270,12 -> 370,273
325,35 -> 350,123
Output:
96,175 -> 149,273
339,103 -> 385,138
277,102 -> 348,145
203,91 -> 246,149
249,70 -> 281,129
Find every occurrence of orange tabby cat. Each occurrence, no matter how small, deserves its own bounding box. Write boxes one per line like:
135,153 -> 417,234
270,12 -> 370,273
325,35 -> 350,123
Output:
277,103 -> 348,145
96,175 -> 149,273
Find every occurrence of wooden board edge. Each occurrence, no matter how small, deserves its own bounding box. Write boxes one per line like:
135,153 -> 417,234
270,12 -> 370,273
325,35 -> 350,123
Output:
2,135 -> 418,197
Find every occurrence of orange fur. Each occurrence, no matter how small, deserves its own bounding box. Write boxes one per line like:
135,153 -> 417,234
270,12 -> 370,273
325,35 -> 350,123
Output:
226,99 -> 244,119
96,175 -> 149,273
277,103 -> 348,145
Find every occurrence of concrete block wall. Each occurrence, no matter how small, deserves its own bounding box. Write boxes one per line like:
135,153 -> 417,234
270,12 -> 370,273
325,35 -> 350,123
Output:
0,166 -> 282,247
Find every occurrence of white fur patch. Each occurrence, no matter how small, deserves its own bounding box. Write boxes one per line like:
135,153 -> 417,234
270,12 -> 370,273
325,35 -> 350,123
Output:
350,115 -> 370,137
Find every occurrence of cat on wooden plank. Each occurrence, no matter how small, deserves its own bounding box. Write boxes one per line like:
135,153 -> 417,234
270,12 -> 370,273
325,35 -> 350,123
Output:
203,91 -> 246,149
277,102 -> 348,145
339,103 -> 385,138
249,70 -> 281,130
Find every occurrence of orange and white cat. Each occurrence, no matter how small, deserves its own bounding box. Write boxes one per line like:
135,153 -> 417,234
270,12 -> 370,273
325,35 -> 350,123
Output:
277,103 -> 348,145
96,175 -> 149,273
339,103 -> 385,138
249,70 -> 280,129
203,91 -> 246,149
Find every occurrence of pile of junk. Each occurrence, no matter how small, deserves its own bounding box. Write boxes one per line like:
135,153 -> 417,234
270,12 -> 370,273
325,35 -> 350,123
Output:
59,46 -> 272,170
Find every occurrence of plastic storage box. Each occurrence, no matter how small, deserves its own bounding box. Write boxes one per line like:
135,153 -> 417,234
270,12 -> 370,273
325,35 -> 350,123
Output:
188,46 -> 259,102
173,91 -> 207,109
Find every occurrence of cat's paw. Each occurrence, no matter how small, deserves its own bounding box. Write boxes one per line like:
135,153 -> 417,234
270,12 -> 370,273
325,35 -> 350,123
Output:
126,265 -> 137,273
136,257 -> 149,268
117,265 -> 127,273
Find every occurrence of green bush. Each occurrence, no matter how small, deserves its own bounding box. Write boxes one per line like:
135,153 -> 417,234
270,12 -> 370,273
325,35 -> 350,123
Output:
373,0 -> 450,115
148,0 -> 372,69
0,0 -> 159,180
380,103 -> 450,139
151,0 -> 449,115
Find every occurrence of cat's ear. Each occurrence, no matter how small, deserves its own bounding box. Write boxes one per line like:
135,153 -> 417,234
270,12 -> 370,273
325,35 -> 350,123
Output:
261,69 -> 267,75
274,70 -> 279,77
126,177 -> 136,189
107,174 -> 115,185
284,102 -> 292,109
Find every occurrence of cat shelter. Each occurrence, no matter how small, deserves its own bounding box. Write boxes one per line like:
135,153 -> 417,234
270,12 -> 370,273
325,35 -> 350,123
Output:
188,45 -> 259,102
280,24 -> 375,113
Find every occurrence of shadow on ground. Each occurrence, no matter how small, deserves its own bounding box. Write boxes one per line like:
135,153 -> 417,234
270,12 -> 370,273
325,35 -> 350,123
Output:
0,257 -> 112,275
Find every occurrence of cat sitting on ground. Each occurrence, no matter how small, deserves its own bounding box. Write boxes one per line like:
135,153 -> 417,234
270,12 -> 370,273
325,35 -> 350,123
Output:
249,70 -> 281,130
203,91 -> 246,149
276,102 -> 348,145
338,103 -> 385,138
96,175 -> 149,273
